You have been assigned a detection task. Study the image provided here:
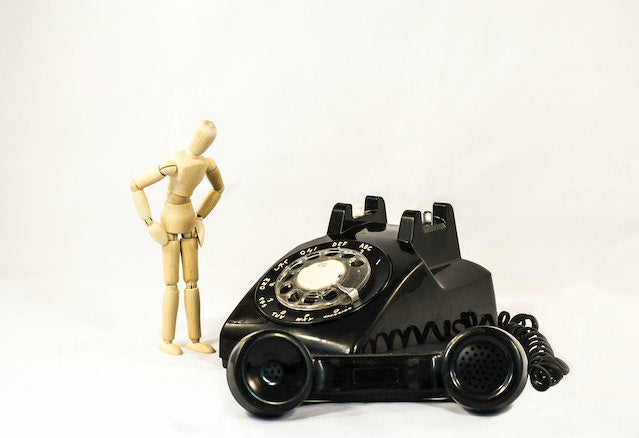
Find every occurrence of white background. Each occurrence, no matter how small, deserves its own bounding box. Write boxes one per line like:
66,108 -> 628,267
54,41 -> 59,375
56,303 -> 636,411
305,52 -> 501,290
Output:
1,0 -> 637,436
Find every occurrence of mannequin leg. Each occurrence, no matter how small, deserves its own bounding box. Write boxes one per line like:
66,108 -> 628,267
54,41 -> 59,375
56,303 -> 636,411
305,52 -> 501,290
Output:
160,234 -> 183,355
181,231 -> 215,353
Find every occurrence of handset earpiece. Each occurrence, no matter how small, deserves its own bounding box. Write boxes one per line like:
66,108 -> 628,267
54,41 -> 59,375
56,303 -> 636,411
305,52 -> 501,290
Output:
226,331 -> 313,417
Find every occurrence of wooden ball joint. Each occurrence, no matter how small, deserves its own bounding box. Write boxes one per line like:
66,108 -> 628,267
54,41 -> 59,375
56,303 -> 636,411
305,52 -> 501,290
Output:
130,120 -> 224,355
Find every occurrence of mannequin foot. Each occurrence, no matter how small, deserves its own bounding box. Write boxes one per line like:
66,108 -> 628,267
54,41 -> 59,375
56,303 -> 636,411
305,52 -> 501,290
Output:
159,342 -> 183,355
185,341 -> 215,354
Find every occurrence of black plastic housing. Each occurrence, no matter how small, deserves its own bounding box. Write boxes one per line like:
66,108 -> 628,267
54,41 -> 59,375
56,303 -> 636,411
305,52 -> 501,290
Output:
220,196 -> 497,364
220,196 -> 511,415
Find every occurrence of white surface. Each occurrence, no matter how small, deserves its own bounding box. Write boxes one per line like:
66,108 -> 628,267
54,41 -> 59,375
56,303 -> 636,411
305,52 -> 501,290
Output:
1,0 -> 638,436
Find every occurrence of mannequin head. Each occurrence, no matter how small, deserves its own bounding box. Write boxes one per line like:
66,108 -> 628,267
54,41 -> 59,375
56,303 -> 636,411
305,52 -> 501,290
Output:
188,120 -> 217,156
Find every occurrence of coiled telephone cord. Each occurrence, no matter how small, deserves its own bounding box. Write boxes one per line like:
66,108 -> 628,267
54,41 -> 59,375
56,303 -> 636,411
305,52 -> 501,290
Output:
497,311 -> 570,391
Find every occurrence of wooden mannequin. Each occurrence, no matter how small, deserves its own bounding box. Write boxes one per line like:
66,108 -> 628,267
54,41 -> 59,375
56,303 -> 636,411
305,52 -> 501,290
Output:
130,120 -> 224,355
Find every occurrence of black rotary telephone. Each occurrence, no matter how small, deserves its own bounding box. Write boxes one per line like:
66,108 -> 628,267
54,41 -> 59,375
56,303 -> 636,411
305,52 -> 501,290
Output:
219,196 -> 569,416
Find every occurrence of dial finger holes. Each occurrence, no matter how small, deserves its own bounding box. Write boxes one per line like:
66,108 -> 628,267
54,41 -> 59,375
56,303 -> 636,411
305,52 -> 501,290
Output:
322,289 -> 338,301
286,291 -> 300,303
281,273 -> 293,283
302,295 -> 319,304
289,260 -> 303,270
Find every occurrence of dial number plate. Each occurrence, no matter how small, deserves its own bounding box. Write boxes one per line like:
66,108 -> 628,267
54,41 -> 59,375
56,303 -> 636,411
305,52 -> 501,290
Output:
255,240 -> 390,325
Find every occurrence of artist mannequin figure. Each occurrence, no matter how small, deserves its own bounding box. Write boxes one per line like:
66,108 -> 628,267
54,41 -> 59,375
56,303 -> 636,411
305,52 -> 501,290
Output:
130,120 -> 224,355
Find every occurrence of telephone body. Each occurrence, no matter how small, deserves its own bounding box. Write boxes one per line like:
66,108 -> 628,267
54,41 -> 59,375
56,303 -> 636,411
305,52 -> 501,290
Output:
220,196 -> 567,416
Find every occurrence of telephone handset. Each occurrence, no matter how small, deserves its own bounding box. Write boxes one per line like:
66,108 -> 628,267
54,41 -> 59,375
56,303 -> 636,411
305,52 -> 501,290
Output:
220,196 -> 568,416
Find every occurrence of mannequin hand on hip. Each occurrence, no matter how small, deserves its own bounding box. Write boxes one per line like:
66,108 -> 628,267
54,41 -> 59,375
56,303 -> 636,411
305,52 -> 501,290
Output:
195,216 -> 205,247
146,220 -> 168,246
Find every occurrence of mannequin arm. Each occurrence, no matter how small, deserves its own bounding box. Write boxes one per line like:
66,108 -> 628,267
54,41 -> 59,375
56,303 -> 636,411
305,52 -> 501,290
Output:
196,159 -> 224,219
130,162 -> 177,245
